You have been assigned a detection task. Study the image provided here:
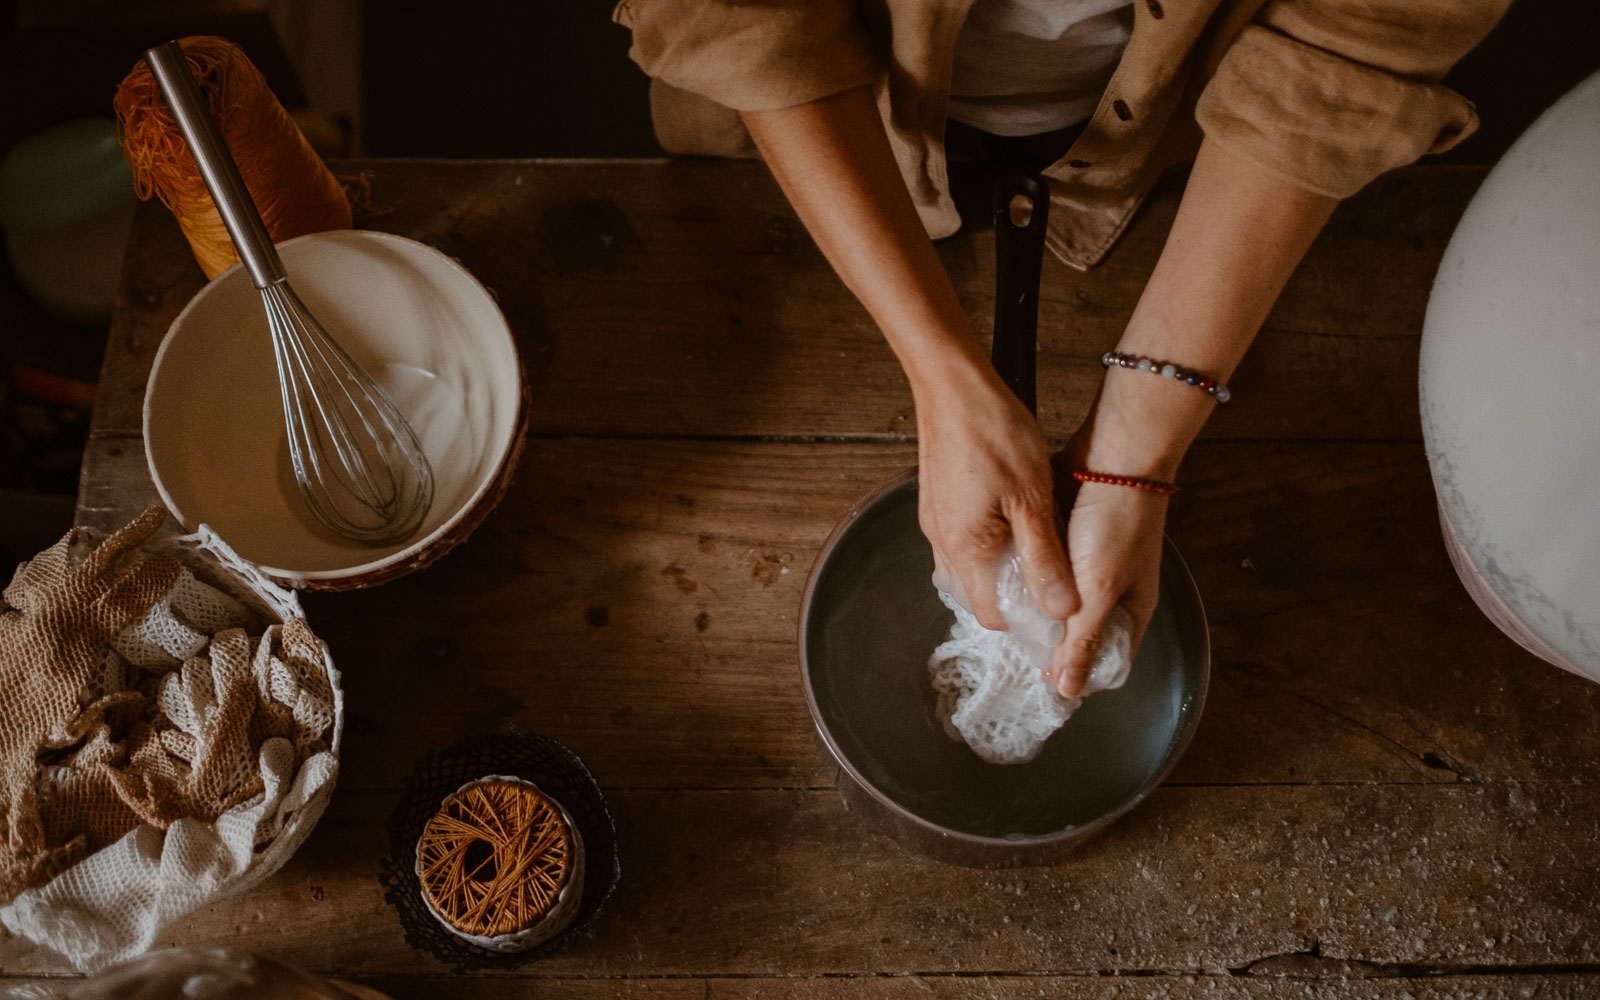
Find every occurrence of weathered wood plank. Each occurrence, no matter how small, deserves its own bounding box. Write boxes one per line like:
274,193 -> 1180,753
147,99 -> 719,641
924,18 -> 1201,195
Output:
291,438 -> 1600,793
90,162 -> 1482,442
2,784 -> 1594,976
341,976 -> 1600,1000
93,203 -> 207,438
1168,440 -> 1600,789
6,973 -> 1597,1000
73,432 -> 162,536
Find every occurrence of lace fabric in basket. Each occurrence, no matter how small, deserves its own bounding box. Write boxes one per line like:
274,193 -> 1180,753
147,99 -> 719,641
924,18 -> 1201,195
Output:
0,508 -> 342,971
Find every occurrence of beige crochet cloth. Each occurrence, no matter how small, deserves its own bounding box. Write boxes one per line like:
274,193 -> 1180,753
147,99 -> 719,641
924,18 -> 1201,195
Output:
0,508 -> 340,970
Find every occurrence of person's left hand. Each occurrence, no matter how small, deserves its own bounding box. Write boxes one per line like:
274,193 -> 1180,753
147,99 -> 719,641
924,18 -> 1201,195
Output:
1047,442 -> 1170,697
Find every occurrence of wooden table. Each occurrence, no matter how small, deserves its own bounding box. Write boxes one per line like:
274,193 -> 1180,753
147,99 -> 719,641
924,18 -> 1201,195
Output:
4,160 -> 1597,997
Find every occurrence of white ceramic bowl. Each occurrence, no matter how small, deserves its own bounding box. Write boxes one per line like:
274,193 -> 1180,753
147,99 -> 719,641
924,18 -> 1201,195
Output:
145,230 -> 527,589
1420,71 -> 1600,682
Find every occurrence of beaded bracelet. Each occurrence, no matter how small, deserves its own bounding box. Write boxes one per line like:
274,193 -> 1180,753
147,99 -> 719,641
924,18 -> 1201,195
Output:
1072,469 -> 1180,495
1102,350 -> 1231,403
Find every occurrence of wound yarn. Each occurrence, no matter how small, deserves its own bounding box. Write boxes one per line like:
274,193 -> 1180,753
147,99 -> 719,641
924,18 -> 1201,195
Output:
113,35 -> 357,279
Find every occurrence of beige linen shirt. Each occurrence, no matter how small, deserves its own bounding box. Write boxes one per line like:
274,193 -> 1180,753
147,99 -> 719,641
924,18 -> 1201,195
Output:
614,0 -> 1510,269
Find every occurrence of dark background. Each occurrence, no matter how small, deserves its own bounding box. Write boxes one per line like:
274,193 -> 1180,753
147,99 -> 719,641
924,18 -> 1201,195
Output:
1,0 -> 1596,557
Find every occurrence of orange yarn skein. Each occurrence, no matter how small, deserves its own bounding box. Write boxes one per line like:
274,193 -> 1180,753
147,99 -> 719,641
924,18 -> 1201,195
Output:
114,36 -> 353,279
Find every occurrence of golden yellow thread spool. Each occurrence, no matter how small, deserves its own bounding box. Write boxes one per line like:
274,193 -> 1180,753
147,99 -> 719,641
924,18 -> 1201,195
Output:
113,35 -> 356,279
415,776 -> 585,952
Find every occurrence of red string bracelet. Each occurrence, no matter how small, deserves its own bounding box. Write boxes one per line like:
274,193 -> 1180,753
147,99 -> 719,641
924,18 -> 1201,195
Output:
1072,469 -> 1180,495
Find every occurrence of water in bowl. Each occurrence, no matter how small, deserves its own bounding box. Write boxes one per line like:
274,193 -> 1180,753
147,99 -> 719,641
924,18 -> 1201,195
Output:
805,478 -> 1199,839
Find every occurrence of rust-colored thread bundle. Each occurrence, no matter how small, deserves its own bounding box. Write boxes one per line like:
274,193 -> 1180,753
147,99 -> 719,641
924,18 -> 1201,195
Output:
416,780 -> 574,938
113,35 -> 355,279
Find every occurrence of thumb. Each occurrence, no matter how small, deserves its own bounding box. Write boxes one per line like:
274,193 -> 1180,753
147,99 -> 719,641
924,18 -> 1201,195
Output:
1052,592 -> 1120,698
1009,499 -> 1077,621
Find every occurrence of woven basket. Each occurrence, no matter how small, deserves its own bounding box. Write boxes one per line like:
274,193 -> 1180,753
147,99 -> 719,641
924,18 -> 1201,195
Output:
0,523 -> 343,971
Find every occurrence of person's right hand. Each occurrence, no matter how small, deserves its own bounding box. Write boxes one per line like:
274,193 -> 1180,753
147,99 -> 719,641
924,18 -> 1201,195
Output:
739,88 -> 1078,629
915,362 -> 1079,632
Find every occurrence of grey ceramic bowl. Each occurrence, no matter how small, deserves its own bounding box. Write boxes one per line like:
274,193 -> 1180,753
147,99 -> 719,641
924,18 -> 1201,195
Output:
799,468 -> 1210,867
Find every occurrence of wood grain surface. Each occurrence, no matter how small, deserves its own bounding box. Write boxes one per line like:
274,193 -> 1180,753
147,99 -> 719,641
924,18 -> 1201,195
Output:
293,438 -> 1599,794
81,162 -> 1484,444
6,160 -> 1594,996
7,975 -> 1599,1000
2,785 -> 1595,977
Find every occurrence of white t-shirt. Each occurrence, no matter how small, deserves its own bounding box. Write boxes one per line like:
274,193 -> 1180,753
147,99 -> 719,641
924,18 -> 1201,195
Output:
948,0 -> 1135,137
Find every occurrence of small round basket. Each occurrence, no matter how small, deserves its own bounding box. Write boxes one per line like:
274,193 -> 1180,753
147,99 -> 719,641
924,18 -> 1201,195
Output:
415,775 -> 585,953
380,730 -> 619,971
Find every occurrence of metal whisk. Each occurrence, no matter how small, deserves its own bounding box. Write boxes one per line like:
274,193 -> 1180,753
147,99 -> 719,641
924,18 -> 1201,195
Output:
145,41 -> 433,546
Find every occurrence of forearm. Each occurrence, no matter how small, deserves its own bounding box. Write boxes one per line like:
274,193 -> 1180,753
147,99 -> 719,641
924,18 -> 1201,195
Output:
741,86 -> 993,397
1079,138 -> 1339,478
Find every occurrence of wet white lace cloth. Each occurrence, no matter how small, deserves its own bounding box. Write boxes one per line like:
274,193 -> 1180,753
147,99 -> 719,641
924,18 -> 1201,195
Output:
930,551 -> 1131,765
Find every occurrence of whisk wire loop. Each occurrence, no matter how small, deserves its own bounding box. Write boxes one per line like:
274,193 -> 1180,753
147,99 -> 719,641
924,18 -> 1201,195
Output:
262,282 -> 434,544
282,293 -> 388,498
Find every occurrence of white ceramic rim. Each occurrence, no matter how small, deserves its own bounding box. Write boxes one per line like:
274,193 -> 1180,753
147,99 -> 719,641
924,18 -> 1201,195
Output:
142,229 -> 520,583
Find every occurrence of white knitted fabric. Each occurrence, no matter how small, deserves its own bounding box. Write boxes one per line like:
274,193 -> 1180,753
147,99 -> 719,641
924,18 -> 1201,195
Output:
0,525 -> 342,972
930,551 -> 1131,765
111,568 -> 249,670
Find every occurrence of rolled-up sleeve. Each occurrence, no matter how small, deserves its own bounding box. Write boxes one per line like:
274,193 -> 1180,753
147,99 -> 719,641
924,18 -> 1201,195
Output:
613,0 -> 878,113
1195,0 -> 1512,198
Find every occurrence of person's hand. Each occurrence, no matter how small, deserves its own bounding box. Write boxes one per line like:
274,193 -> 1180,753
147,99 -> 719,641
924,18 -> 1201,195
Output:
914,363 -> 1078,631
1047,441 -> 1169,696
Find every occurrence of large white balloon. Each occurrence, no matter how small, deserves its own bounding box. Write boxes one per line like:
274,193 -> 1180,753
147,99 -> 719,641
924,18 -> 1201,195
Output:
1420,71 -> 1600,684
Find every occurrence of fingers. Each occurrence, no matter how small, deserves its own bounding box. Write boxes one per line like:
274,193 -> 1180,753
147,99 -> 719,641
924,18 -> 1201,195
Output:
1052,584 -> 1120,698
956,550 -> 1007,631
936,497 -> 1072,632
929,548 -> 957,603
1123,585 -> 1159,658
1117,543 -> 1163,659
924,520 -> 1007,630
1052,572 -> 1162,698
924,502 -> 1011,631
1008,498 -> 1077,620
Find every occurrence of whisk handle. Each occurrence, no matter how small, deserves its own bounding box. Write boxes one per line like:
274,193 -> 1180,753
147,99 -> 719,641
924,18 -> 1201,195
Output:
144,41 -> 287,289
